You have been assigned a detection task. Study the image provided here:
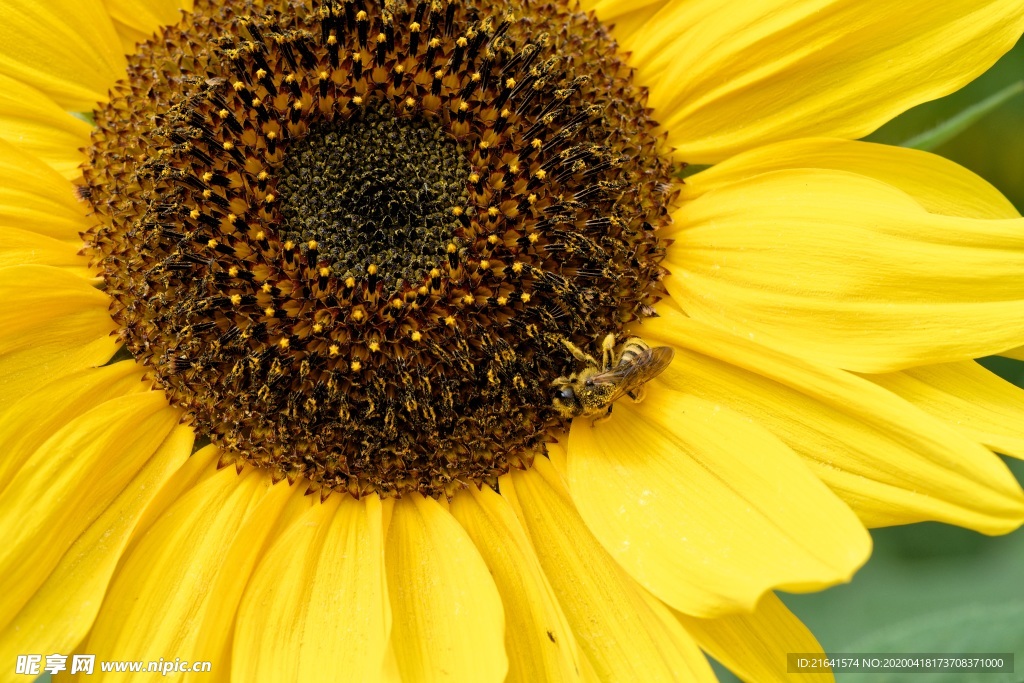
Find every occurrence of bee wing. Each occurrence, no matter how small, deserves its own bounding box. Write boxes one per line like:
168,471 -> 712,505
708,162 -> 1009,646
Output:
585,345 -> 675,403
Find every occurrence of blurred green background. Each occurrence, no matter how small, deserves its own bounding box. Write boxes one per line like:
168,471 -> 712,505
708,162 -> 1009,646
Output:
714,36 -> 1024,683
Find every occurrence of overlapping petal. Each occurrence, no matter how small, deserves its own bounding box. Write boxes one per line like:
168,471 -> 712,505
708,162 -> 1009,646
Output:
868,361 -> 1024,461
0,74 -> 92,179
386,494 -> 507,683
505,459 -> 717,682
0,266 -> 117,414
0,140 -> 91,241
566,379 -> 869,617
234,490 -> 390,683
623,0 -> 1024,162
641,309 -> 1024,533
666,169 -> 1024,372
0,0 -> 126,110
85,465 -> 291,680
0,402 -> 191,662
450,486 -> 582,683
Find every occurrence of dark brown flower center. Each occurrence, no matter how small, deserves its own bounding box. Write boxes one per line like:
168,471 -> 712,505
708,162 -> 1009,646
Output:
82,0 -> 676,498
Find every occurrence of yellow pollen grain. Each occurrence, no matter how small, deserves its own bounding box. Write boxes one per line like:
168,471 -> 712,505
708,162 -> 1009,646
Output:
356,10 -> 367,20
434,69 -> 444,79
232,81 -> 245,91
329,344 -> 340,357
487,207 -> 499,217
190,209 -> 200,219
367,263 -> 378,275
345,276 -> 356,288
462,294 -> 474,305
479,140 -> 490,150
505,78 -> 516,88
405,97 -> 416,108
410,331 -> 422,342
531,138 -> 542,149
308,240 -> 319,250
352,52 -> 363,63
352,96 -> 363,105
377,33 -> 387,43
479,259 -> 490,270
391,299 -> 404,309
202,189 -> 213,199
257,170 -> 269,181
223,141 -> 234,151
256,230 -> 266,240
352,309 -> 365,322
459,101 -> 469,112
267,131 -> 277,140
264,306 -> 275,316
444,315 -> 456,326
521,292 -> 531,303
528,233 -> 539,244
456,37 -> 468,47
327,34 -> 338,45
228,266 -> 239,277
487,234 -> 499,245
265,193 -> 276,204
451,206 -> 464,216
227,213 -> 237,223
528,193 -> 537,204
319,266 -> 331,277
207,238 -> 219,248
395,64 -> 405,74
497,296 -> 508,306
447,243 -> 457,254
319,71 -> 329,80
430,37 -> 441,48
351,360 -> 362,372
509,162 -> 520,173
369,340 -> 381,352
230,294 -> 242,306
256,68 -> 267,79
218,109 -> 229,119
512,261 -> 524,273
202,171 -> 213,182
262,282 -> 272,293
535,169 -> 547,180
313,323 -> 324,333
251,96 -> 262,107
471,72 -> 481,82
285,73 -> 296,83
293,101 -> 303,111
279,338 -> 290,349
409,22 -> 421,31
468,172 -> 480,183
284,240 -> 295,250
417,285 -> 428,295
501,108 -> 511,117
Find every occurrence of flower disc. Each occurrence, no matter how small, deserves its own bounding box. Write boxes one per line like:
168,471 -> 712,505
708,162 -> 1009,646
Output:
83,0 -> 676,497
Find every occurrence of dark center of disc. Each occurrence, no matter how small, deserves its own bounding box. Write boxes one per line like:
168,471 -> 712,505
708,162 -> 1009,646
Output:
277,105 -> 470,292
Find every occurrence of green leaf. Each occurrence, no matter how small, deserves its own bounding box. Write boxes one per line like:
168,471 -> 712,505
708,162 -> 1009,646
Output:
900,81 -> 1024,151
839,602 -> 1024,683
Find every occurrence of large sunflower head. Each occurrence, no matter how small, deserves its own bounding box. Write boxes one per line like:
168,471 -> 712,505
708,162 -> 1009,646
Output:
1,0 -> 1024,681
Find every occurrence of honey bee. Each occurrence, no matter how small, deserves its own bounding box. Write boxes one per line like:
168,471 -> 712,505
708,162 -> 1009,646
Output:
551,333 -> 674,424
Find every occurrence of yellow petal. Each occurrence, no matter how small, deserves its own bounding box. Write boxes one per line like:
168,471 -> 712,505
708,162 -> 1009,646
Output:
667,169 -> 1024,372
567,380 -> 869,617
102,0 -> 192,39
677,593 -> 833,683
449,485 -> 582,683
0,139 -> 90,240
0,417 -> 192,663
0,73 -> 92,179
0,265 -> 117,413
386,494 -> 507,683
505,459 -> 718,682
868,361 -> 1024,461
641,308 -> 1024,534
0,391 -> 180,624
0,360 -> 144,496
0,225 -> 88,273
0,0 -> 126,110
85,467 -> 291,680
128,443 -> 222,545
624,0 -> 1024,163
233,491 -> 390,683
584,0 -> 672,43
1001,346 -> 1024,362
681,138 -> 1020,220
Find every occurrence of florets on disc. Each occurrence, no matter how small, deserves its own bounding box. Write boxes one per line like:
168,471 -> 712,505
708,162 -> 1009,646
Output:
82,0 -> 676,497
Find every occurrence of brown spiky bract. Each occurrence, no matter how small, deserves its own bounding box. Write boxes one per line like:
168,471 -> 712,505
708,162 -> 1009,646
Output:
82,0 -> 676,498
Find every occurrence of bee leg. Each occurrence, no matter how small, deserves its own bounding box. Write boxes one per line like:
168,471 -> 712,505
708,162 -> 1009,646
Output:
600,333 -> 616,371
591,404 -> 613,427
560,338 -> 599,366
627,385 -> 647,403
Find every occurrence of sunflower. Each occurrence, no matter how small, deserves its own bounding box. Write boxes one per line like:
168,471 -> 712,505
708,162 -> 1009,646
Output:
2,0 -> 1024,681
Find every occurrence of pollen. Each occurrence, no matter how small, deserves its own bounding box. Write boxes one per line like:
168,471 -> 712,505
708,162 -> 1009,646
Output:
82,0 -> 675,498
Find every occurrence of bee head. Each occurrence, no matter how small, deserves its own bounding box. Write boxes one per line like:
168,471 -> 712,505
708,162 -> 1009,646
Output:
551,378 -> 583,417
